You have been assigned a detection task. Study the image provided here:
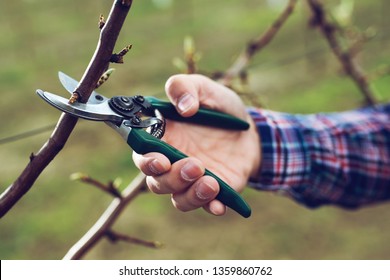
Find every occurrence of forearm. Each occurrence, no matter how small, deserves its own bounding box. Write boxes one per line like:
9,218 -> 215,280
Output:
247,104 -> 390,208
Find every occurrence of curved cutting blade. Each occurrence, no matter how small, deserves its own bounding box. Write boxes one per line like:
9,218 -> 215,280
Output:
58,71 -> 79,95
58,71 -> 103,103
36,89 -> 123,124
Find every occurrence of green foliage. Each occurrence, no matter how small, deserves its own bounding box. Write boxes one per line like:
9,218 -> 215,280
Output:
0,0 -> 389,260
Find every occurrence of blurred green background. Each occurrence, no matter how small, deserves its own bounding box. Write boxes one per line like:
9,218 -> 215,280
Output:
1,0 -> 390,259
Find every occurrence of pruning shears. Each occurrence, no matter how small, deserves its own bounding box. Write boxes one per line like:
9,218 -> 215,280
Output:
36,72 -> 252,218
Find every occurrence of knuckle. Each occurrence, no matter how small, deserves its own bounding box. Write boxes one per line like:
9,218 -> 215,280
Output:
146,177 -> 164,194
165,75 -> 181,94
147,175 -> 179,195
171,198 -> 193,212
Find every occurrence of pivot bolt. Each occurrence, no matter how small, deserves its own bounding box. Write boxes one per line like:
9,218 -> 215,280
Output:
121,97 -> 130,103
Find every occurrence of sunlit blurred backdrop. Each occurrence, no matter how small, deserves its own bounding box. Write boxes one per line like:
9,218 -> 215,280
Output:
1,0 -> 390,259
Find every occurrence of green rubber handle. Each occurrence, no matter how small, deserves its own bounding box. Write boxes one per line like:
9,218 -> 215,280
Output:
128,128 -> 251,218
145,96 -> 249,130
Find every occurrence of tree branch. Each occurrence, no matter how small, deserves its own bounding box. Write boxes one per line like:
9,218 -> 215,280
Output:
219,0 -> 298,86
106,230 -> 162,249
63,172 -> 146,260
307,0 -> 377,106
0,0 -> 133,218
70,173 -> 122,198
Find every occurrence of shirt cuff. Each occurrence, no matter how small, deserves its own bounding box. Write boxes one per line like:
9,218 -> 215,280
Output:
247,108 -> 312,205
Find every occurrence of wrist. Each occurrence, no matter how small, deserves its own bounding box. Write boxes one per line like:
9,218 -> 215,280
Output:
246,113 -> 262,179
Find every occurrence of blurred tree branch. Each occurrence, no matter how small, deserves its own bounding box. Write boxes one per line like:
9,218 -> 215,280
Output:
0,0 -> 133,217
63,172 -> 151,260
307,0 -> 377,106
70,172 -> 122,198
218,0 -> 298,87
106,229 -> 162,249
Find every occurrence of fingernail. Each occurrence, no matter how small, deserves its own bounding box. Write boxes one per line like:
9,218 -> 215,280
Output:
178,93 -> 195,113
149,159 -> 165,175
195,182 -> 216,200
181,161 -> 203,182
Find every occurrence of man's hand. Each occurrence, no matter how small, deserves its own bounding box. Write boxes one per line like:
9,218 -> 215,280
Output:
133,74 -> 260,216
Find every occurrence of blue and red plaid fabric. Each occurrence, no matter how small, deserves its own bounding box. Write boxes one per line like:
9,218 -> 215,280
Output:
247,103 -> 390,208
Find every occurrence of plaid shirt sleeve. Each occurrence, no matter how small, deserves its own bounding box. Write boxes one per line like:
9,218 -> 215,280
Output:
247,104 -> 390,208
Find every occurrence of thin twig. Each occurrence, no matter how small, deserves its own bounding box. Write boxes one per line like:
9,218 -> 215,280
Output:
71,173 -> 122,198
219,0 -> 298,86
106,230 -> 163,249
183,36 -> 198,74
172,36 -> 200,74
307,0 -> 376,106
0,0 -> 133,218
110,44 -> 132,64
0,124 -> 56,145
63,172 -> 146,260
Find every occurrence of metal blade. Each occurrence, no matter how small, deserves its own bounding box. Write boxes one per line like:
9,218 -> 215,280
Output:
58,71 -> 78,95
58,71 -> 103,103
36,89 -> 123,124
